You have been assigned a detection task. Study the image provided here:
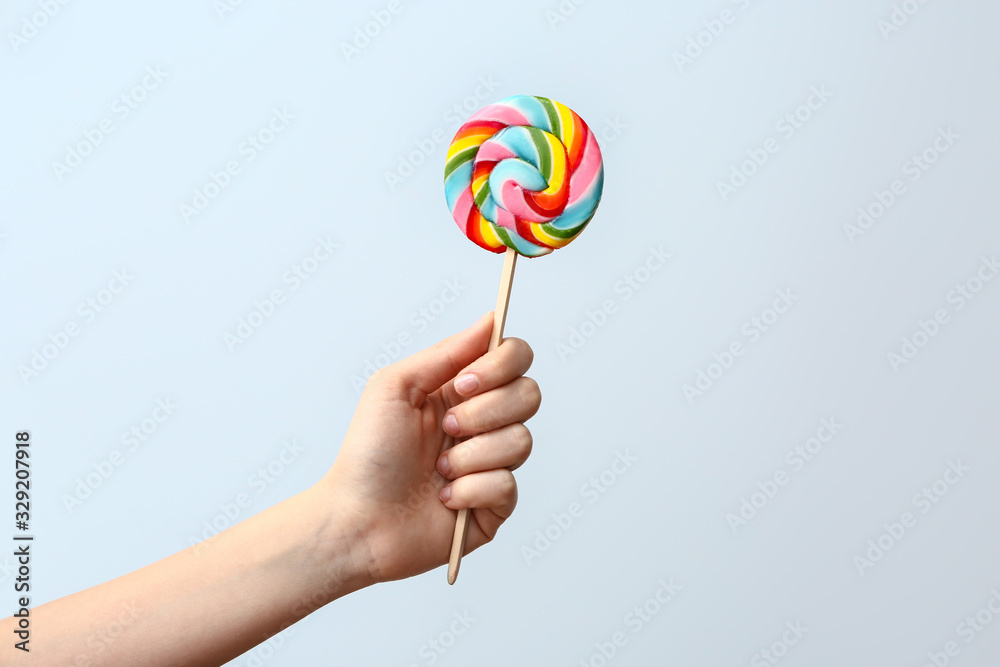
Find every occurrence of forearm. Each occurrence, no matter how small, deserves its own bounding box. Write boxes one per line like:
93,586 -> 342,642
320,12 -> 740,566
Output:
1,485 -> 374,666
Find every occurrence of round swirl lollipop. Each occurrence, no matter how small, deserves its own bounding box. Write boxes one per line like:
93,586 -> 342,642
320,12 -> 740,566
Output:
444,94 -> 604,257
443,96 -> 604,584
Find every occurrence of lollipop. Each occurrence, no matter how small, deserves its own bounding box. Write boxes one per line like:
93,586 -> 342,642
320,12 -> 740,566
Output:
445,94 -> 604,258
443,95 -> 604,583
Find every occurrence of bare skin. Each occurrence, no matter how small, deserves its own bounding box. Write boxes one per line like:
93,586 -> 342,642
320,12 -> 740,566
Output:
0,313 -> 539,666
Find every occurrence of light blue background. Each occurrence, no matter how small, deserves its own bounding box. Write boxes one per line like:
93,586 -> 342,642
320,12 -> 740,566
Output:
2,1 -> 999,665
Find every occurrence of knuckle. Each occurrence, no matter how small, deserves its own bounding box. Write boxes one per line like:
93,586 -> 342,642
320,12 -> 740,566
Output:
496,470 -> 517,498
513,423 -> 533,458
502,473 -> 519,514
523,342 -> 535,368
486,353 -> 505,379
519,377 -> 542,409
506,337 -> 534,368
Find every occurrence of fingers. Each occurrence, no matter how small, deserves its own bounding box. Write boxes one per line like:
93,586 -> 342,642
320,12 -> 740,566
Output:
442,377 -> 540,439
376,312 -> 493,401
439,336 -> 539,437
439,469 -> 518,519
450,337 -> 534,399
437,423 -> 532,479
433,339 -> 537,550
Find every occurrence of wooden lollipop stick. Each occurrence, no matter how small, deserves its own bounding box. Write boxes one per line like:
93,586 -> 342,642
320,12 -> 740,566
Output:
447,246 -> 518,585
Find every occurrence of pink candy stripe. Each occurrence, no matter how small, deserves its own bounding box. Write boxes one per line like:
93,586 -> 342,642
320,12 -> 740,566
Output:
567,131 -> 602,205
475,142 -> 517,163
471,104 -> 530,127
453,190 -> 474,234
497,182 -> 546,223
493,205 -> 518,232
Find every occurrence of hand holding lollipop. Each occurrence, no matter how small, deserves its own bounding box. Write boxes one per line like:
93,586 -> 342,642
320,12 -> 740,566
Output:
443,94 -> 604,583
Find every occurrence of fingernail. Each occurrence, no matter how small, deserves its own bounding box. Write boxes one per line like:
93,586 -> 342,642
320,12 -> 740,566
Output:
437,455 -> 451,476
443,414 -> 459,435
439,486 -> 452,502
454,374 -> 478,395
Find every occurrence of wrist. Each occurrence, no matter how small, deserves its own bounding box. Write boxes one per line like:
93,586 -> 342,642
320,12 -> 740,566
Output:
300,483 -> 379,596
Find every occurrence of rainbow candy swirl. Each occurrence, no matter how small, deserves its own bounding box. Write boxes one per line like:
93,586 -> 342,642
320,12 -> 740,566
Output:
444,95 -> 604,257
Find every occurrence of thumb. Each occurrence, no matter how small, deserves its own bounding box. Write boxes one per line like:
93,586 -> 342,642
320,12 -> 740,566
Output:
383,312 -> 494,401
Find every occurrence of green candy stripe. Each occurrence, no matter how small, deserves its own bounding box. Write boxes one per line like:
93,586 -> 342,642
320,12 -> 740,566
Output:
494,226 -> 514,246
540,211 -> 595,239
444,146 -> 478,181
539,97 -> 562,142
474,180 -> 491,208
527,127 -> 553,184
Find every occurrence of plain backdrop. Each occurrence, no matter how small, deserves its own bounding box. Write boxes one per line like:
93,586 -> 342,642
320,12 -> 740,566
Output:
2,1 -> 999,665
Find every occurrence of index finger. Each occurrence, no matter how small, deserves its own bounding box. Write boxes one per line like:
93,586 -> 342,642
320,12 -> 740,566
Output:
381,312 -> 493,401
449,337 -> 534,400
